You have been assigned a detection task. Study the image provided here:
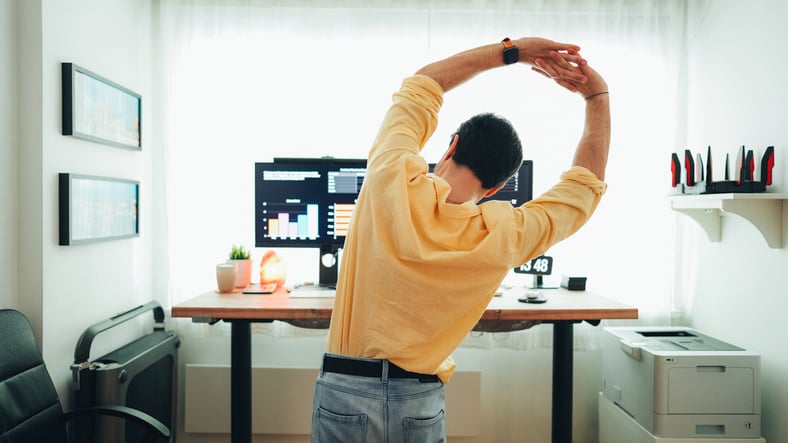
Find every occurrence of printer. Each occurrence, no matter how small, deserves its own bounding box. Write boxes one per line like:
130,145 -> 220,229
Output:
602,326 -> 761,439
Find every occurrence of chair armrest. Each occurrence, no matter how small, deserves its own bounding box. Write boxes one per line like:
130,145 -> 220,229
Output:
64,404 -> 170,441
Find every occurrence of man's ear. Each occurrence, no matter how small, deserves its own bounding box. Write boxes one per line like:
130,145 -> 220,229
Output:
443,134 -> 459,160
483,183 -> 505,198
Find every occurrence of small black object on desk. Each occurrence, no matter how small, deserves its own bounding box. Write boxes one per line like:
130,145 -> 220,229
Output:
518,289 -> 548,304
561,275 -> 586,291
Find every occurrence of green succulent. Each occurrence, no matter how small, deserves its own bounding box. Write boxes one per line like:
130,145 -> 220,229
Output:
229,244 -> 251,260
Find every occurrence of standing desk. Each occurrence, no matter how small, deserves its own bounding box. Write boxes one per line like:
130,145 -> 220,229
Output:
172,288 -> 637,443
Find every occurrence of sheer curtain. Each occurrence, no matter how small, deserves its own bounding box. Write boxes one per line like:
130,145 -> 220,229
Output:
152,0 -> 688,344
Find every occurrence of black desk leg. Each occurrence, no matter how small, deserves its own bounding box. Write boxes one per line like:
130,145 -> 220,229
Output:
230,320 -> 252,443
552,321 -> 573,443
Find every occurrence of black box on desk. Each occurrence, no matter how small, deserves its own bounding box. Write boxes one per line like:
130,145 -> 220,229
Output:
561,275 -> 586,291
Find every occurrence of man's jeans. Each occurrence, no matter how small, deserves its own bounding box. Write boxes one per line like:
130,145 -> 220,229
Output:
311,354 -> 446,443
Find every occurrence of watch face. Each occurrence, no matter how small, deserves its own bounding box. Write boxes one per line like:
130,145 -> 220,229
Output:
503,47 -> 519,64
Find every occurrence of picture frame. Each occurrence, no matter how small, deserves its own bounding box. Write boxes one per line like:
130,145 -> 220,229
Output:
59,173 -> 140,245
62,63 -> 142,150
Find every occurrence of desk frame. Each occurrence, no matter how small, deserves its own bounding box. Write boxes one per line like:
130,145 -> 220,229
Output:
173,289 -> 637,443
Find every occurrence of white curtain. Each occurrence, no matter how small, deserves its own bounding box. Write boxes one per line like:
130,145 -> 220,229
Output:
153,0 -> 689,345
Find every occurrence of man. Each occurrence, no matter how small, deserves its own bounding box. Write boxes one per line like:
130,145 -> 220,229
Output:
311,37 -> 609,442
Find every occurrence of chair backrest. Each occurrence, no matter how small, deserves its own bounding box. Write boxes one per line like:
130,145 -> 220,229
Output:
0,309 -> 68,443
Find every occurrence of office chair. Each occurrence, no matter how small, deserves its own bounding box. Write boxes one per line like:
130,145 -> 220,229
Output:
0,309 -> 170,443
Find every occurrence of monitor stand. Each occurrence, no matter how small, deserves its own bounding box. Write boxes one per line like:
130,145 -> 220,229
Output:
318,244 -> 340,288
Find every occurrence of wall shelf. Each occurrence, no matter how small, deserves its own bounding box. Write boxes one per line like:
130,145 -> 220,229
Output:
669,193 -> 788,249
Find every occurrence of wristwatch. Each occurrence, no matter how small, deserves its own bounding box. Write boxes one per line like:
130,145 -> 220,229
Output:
501,38 -> 519,65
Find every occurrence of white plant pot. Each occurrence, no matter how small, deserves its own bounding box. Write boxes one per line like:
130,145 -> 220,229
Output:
229,259 -> 252,288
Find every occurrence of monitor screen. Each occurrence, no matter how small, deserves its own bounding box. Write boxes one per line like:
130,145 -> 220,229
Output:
256,159 -> 532,246
427,160 -> 533,206
453,160 -> 533,206
254,158 -> 532,285
255,158 -> 366,249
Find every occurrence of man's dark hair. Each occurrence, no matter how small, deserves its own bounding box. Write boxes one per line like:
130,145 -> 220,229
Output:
450,113 -> 523,189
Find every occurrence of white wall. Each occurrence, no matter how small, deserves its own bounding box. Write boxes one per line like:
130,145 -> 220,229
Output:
0,0 -> 19,310
682,1 -> 788,441
14,0 -> 155,406
16,0 -> 44,336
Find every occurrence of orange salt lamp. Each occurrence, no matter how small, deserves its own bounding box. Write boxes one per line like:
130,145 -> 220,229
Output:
259,250 -> 286,290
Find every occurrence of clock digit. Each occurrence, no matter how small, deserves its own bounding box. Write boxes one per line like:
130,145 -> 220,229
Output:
513,255 -> 553,275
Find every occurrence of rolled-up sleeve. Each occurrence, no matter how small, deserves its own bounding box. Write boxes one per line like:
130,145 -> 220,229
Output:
506,165 -> 607,264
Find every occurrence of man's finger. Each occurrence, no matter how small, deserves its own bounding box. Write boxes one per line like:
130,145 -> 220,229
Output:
556,79 -> 578,92
531,66 -> 551,79
534,58 -> 559,78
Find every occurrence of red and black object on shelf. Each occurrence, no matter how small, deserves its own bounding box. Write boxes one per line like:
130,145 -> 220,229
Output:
670,145 -> 775,195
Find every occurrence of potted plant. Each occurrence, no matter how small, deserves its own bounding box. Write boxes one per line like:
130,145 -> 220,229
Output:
228,244 -> 252,288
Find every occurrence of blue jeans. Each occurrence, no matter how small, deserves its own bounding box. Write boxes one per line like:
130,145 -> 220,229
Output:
311,354 -> 446,443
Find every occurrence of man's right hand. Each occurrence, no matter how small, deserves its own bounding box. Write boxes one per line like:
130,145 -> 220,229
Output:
571,63 -> 608,100
533,50 -> 607,98
514,37 -> 587,86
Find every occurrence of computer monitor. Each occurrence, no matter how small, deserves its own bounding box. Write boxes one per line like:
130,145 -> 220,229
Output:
430,160 -> 533,206
255,158 -> 366,285
255,158 -> 533,286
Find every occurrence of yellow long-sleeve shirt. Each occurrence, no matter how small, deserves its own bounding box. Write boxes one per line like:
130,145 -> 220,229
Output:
326,75 -> 607,383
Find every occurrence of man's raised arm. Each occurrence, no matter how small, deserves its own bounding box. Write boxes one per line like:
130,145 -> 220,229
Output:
567,63 -> 610,181
414,37 -> 587,93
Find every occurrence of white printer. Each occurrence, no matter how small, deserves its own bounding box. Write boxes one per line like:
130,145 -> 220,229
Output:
602,327 -> 761,439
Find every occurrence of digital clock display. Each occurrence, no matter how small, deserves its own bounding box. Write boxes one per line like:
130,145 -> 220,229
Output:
513,256 -> 553,275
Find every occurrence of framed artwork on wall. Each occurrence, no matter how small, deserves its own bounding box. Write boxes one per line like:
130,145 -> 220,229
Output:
61,63 -> 142,150
59,173 -> 140,245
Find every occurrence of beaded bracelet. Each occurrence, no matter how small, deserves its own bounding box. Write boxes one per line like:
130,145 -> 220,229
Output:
585,91 -> 609,100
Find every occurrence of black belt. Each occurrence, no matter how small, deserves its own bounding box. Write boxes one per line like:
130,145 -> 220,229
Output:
322,355 -> 440,383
